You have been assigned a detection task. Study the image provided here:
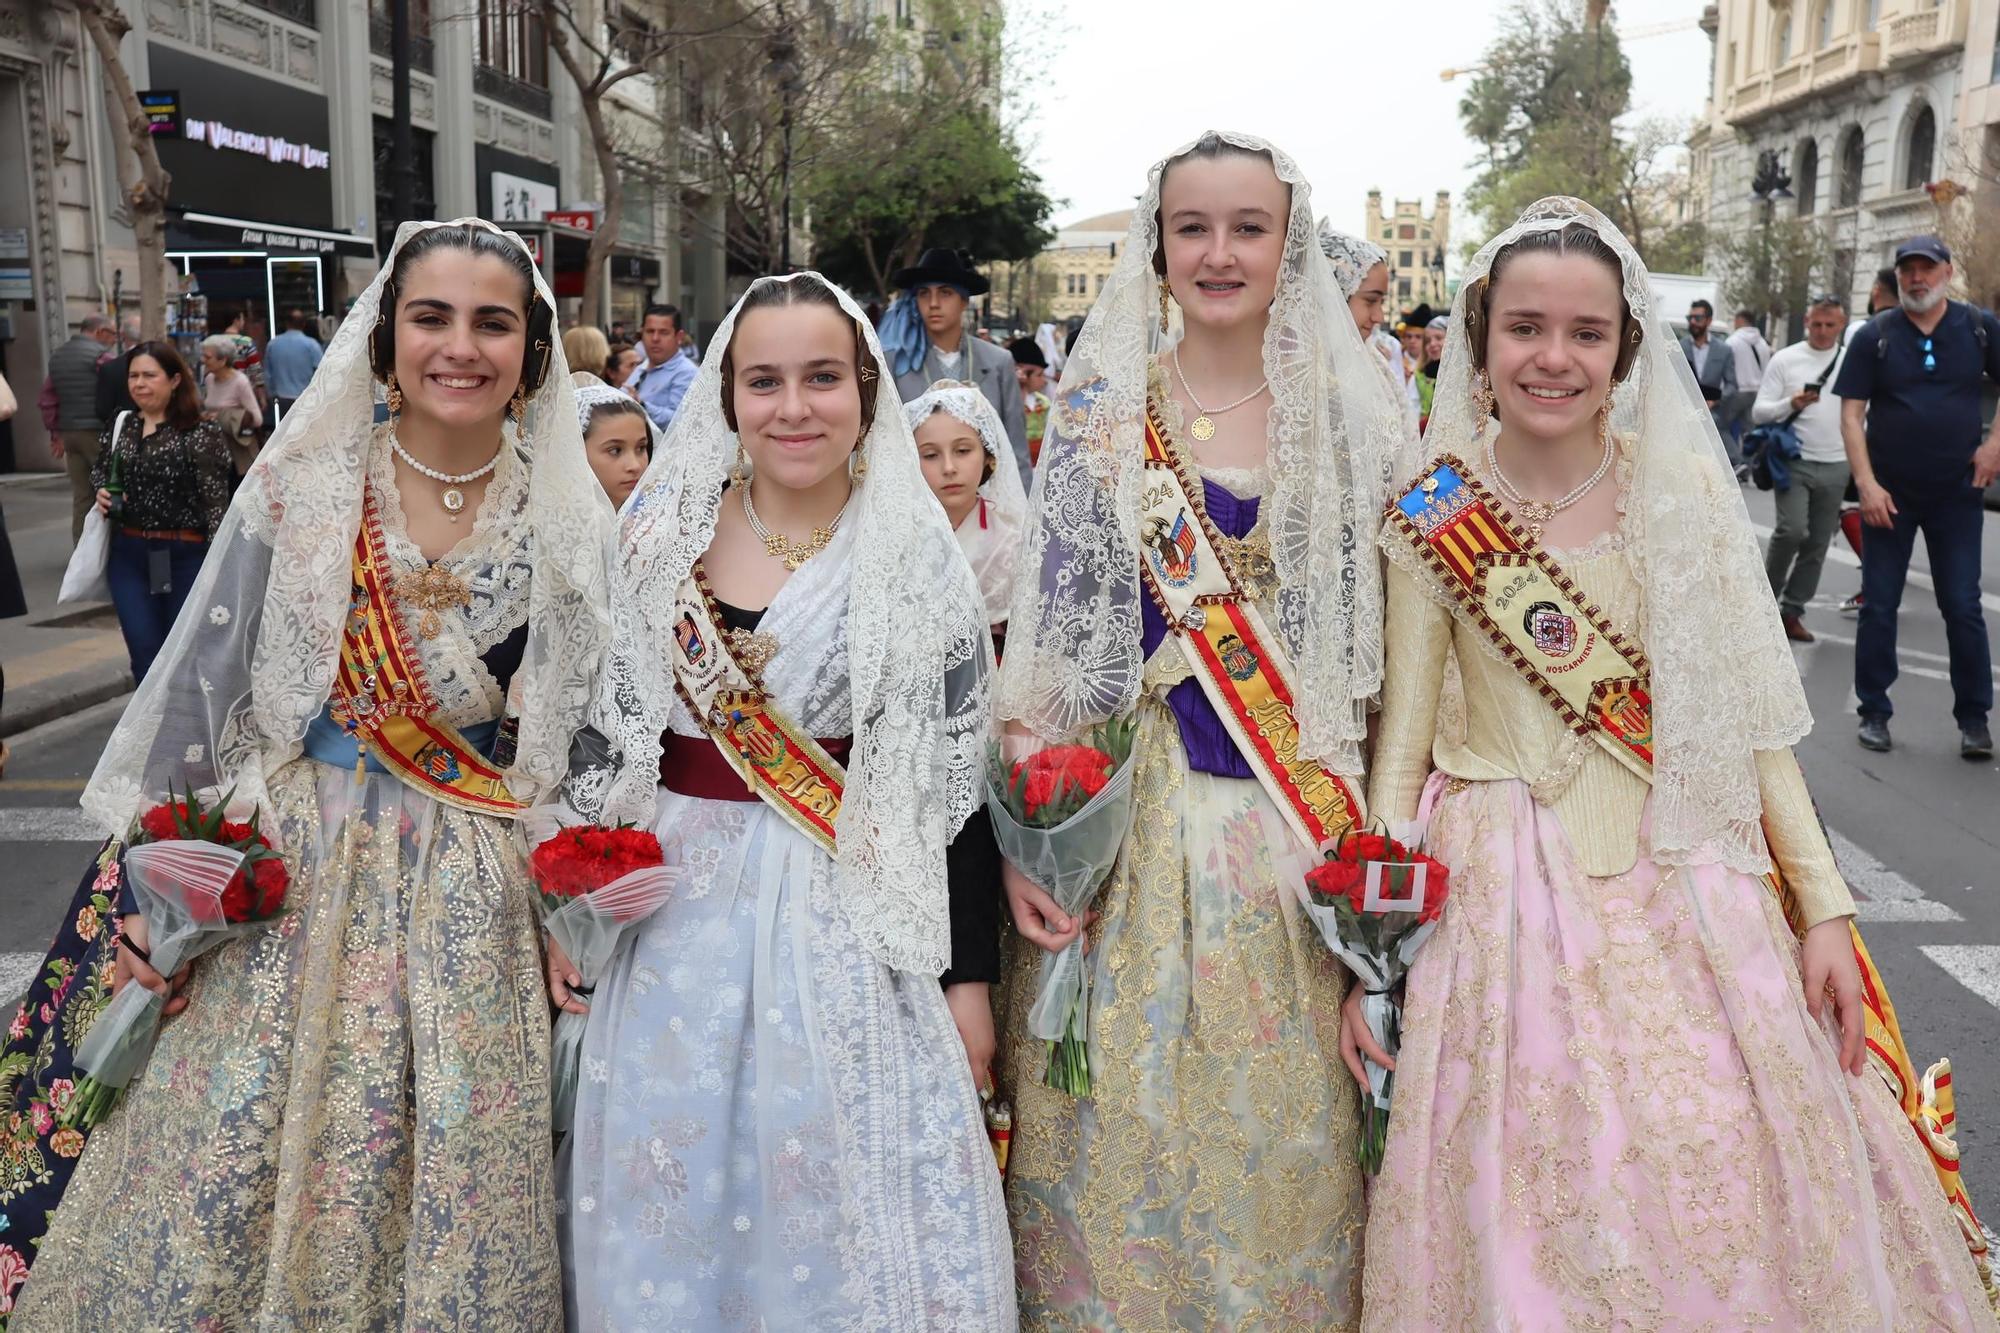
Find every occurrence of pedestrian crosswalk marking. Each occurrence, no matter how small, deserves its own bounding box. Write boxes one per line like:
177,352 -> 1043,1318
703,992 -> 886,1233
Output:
1750,521 -> 2000,616
0,807 -> 104,843
1919,946 -> 2000,1011
1826,827 -> 1963,922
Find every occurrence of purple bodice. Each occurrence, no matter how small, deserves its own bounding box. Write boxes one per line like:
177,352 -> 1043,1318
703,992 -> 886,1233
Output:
1139,476 -> 1260,779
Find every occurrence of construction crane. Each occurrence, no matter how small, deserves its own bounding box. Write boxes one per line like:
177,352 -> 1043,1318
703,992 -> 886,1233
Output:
1440,16 -> 1701,81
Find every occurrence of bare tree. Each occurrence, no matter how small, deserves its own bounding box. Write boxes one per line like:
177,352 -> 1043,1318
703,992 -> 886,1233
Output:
533,0 -> 766,322
70,0 -> 172,338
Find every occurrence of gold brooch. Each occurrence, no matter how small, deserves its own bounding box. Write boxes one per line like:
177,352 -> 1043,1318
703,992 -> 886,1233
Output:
394,564 -> 472,639
1216,529 -> 1276,584
729,628 -> 781,677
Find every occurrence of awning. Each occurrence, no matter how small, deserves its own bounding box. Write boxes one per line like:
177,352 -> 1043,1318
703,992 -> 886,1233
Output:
170,210 -> 376,260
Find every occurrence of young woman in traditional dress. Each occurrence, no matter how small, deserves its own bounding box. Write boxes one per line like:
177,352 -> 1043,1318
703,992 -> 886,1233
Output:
989,132 -> 1401,1330
1321,227 -> 1421,471
11,219 -> 612,1330
906,380 -> 1027,653
555,273 -> 1014,1330
1355,197 -> 1997,1327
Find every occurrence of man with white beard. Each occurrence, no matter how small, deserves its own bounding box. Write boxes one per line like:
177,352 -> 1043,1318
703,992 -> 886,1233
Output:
1833,234 -> 2000,759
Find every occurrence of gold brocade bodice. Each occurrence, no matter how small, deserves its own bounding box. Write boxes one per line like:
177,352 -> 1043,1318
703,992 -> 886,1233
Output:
1371,544 -> 1856,928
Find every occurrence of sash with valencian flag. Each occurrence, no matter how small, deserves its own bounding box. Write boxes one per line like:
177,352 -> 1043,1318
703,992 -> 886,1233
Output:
1135,402 -> 1365,852
326,486 -> 523,815
1388,455 -> 1990,1276
665,565 -> 844,856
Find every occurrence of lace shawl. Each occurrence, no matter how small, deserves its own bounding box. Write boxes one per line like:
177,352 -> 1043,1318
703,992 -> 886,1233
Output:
566,273 -> 992,977
81,218 -> 613,831
1389,197 -> 1813,872
990,131 -> 1402,776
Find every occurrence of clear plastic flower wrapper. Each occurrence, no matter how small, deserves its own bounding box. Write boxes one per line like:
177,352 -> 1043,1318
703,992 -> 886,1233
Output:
984,717 -> 1136,1096
65,793 -> 291,1129
1296,819 -> 1450,1174
521,806 -> 681,1135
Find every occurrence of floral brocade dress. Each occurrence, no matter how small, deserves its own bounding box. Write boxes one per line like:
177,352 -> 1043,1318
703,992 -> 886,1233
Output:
12,437 -> 565,1330
1361,482 -> 1998,1329
995,451 -> 1365,1331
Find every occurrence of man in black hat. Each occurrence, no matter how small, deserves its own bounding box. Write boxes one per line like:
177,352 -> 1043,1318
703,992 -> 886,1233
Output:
1833,233 -> 2000,759
885,248 -> 1028,476
1007,335 -> 1051,465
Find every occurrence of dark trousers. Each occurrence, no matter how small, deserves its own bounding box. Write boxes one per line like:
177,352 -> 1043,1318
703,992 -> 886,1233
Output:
105,530 -> 208,684
1855,484 -> 1992,725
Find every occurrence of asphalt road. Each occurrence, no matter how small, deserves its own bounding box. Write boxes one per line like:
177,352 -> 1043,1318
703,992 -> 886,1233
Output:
0,485 -> 1995,1224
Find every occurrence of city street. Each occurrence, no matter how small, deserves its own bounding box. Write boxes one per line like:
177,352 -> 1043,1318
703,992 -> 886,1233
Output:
0,478 -> 1996,1208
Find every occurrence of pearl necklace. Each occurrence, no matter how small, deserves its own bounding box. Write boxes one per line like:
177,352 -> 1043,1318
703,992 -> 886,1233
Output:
391,433 -> 503,521
1171,346 -> 1268,442
1485,432 -> 1614,541
742,482 -> 850,571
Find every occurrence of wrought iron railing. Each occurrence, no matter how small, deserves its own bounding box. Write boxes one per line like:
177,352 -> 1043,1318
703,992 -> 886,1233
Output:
368,11 -> 435,72
475,64 -> 553,119
242,0 -> 317,27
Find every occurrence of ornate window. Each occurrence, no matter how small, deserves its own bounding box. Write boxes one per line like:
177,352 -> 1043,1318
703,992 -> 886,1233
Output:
1838,125 -> 1865,207
1796,138 -> 1821,215
1904,105 -> 1936,192
1816,1 -> 1835,47
1776,7 -> 1794,61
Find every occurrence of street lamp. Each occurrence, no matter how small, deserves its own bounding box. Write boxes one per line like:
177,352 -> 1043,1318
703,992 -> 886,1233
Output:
1750,147 -> 1794,333
766,4 -> 800,272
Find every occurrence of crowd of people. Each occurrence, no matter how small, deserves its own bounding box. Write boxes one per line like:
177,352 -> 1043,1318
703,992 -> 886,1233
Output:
0,129 -> 1992,1330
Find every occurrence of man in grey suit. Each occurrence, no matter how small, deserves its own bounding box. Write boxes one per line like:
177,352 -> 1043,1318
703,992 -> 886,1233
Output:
1679,298 -> 1739,464
886,248 -> 1029,479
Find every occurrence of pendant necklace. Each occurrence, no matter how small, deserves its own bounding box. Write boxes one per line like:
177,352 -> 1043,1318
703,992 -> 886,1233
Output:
1171,345 -> 1268,442
1485,432 -> 1614,542
391,433 -> 503,521
742,483 -> 850,571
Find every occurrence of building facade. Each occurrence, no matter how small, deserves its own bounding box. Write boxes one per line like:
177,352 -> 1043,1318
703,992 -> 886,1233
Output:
1694,0 -> 1973,317
1364,190 -> 1451,312
0,0 -> 738,470
1016,208 -> 1127,326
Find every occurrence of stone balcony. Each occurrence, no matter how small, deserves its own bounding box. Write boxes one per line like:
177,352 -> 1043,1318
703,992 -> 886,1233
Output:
1724,31 -> 1883,126
1882,0 -> 1968,66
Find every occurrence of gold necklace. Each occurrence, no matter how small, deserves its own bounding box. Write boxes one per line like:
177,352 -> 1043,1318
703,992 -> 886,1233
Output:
1171,345 -> 1269,441
740,484 -> 849,572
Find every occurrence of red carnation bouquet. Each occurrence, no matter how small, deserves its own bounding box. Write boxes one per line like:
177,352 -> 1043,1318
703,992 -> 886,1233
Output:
523,812 -> 679,1134
64,785 -> 291,1128
985,716 -> 1136,1097
1300,825 -> 1450,1174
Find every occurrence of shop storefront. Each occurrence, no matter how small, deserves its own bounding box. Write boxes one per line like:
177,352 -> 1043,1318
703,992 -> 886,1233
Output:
149,42 -> 371,354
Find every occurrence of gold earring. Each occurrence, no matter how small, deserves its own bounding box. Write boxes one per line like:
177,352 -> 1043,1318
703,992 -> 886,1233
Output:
508,384 -> 528,427
849,444 -> 868,482
1597,395 -> 1613,452
1158,279 -> 1172,333
729,442 -> 751,487
1471,370 -> 1495,436
385,373 -> 404,420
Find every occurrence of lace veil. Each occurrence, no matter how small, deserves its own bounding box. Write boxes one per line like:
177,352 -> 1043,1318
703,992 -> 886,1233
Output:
572,370 -> 664,513
902,380 -> 1029,531
81,218 -> 613,831
1318,226 -> 1386,300
569,273 -> 991,976
1400,196 -> 1812,871
992,131 -> 1402,775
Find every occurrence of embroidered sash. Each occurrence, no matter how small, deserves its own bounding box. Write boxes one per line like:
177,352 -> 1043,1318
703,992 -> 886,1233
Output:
325,487 -> 522,815
1388,456 -> 1987,1264
1135,404 -> 1365,852
665,565 -> 844,855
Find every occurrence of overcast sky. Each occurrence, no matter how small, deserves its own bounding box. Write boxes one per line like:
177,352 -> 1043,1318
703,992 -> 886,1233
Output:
1013,0 -> 1713,244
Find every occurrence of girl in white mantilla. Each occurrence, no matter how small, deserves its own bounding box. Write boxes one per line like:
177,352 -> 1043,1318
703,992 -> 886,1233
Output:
906,379 -> 1028,651
14,219 -> 612,1329
989,131 -> 1401,1330
555,272 -> 1015,1331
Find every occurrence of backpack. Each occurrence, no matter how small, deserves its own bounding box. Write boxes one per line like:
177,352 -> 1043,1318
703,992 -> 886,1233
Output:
1874,301 -> 1994,367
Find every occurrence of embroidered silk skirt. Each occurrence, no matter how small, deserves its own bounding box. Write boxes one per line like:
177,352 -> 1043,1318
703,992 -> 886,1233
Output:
559,788 -> 1015,1332
12,757 -> 563,1331
1362,773 -> 1997,1330
997,696 -> 1365,1331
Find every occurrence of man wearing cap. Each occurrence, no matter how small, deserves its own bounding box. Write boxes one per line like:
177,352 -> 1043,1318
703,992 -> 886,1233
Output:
882,248 -> 1028,476
1832,234 -> 2000,759
1008,336 -> 1051,467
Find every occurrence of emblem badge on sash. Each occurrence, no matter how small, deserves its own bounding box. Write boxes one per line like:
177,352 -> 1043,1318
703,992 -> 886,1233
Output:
1218,632 -> 1260,682
1142,510 -> 1199,588
675,610 -> 707,666
1524,601 -> 1578,659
